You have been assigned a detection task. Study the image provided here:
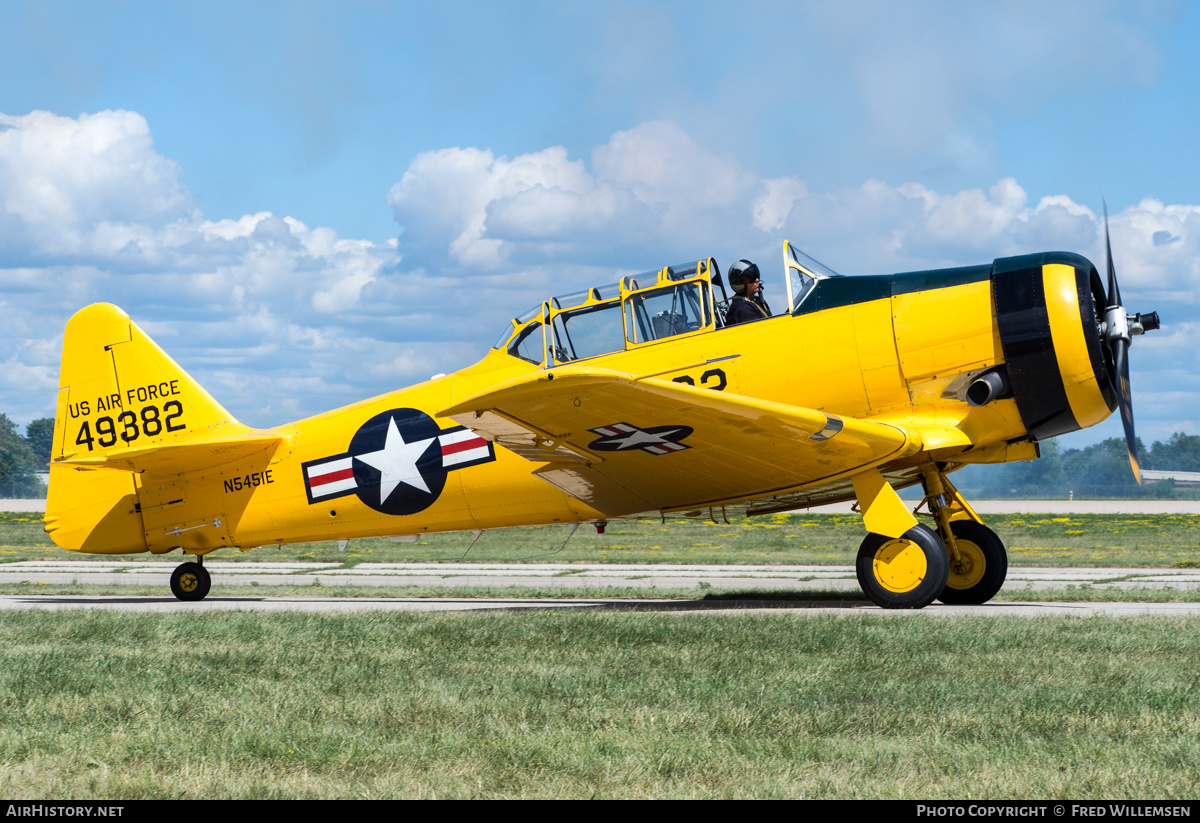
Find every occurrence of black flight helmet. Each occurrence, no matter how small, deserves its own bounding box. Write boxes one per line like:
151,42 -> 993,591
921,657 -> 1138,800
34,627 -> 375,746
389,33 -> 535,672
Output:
728,259 -> 761,295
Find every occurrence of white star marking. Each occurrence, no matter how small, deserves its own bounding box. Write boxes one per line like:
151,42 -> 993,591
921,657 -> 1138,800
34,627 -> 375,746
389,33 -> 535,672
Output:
354,417 -> 437,504
613,428 -> 682,450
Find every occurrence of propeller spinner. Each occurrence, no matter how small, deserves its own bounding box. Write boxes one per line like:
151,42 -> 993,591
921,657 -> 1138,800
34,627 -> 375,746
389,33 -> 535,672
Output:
1101,200 -> 1161,483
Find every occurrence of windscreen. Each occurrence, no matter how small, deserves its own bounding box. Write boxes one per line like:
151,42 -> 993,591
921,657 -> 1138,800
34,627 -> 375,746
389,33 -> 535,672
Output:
507,322 -> 544,365
786,242 -> 840,312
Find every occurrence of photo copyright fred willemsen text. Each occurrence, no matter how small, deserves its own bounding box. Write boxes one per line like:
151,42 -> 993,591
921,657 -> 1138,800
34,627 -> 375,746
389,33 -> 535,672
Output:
917,807 -> 1192,819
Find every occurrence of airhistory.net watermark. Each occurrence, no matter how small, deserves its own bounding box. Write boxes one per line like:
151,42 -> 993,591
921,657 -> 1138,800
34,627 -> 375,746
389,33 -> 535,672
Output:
5,807 -> 123,817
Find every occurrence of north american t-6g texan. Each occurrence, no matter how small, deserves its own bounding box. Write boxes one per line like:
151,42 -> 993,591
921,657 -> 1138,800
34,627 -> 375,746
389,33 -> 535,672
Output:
44,215 -> 1159,608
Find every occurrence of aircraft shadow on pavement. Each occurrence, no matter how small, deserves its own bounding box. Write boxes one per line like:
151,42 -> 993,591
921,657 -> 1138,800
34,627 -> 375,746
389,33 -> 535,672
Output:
574,593 -> 876,613
21,596 -> 270,605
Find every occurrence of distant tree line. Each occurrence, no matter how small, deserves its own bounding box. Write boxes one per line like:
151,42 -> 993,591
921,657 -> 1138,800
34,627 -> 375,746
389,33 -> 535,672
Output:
0,416 -> 54,498
953,433 -> 1200,499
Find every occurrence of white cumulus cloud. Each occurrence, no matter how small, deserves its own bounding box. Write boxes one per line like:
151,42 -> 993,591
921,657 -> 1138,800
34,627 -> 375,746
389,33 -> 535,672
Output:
753,176 -> 809,233
0,110 -> 193,259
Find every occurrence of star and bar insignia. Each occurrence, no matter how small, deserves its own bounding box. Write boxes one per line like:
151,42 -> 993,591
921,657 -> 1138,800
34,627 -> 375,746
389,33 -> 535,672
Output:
302,408 -> 495,516
587,422 -> 693,455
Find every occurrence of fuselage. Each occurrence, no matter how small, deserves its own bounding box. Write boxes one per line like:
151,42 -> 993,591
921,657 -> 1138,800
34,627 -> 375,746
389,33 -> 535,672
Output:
46,249 -> 1116,557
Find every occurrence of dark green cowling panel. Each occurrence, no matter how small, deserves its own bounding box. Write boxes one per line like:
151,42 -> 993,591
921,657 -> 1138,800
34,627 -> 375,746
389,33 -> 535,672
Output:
793,251 -> 1115,442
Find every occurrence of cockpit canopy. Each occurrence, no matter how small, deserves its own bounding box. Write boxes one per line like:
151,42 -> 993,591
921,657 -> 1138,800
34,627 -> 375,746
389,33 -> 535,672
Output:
492,242 -> 841,366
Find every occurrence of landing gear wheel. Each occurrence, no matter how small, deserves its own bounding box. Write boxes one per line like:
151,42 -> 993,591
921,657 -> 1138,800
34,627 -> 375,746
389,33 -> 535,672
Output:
170,562 -> 211,602
937,521 -> 1007,605
856,524 -> 950,610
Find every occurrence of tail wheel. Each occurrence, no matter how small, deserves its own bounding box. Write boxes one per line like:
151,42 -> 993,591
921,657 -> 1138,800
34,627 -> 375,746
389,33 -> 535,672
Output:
937,521 -> 1008,605
855,524 -> 949,610
170,562 -> 211,602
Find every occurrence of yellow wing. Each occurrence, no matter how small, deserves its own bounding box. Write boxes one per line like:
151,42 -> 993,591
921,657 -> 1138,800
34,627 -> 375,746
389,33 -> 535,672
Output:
441,365 -> 924,517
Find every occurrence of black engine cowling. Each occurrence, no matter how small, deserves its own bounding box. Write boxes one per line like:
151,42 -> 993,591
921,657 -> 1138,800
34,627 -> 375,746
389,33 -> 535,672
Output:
991,252 -> 1118,441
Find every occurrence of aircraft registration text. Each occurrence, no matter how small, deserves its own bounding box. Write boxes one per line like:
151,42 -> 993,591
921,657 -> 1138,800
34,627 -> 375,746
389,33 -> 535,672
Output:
224,471 -> 274,493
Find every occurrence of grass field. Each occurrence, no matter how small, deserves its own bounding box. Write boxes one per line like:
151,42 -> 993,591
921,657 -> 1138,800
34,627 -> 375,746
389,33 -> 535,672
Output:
5,512 -> 1200,568
1,610 -> 1197,799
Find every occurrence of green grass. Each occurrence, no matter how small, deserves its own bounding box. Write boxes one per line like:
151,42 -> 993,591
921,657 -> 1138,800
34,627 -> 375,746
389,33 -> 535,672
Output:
8,511 -> 1200,567
0,610 -> 1197,799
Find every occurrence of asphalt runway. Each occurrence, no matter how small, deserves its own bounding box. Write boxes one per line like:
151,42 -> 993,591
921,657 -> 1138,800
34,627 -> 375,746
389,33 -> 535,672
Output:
1,593 -> 1197,616
1,560 -> 1198,615
2,560 -> 1199,591
5,500 -> 1196,615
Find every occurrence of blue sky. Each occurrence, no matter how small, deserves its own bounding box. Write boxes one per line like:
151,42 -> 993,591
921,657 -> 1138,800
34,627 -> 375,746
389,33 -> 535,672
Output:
0,0 -> 1196,453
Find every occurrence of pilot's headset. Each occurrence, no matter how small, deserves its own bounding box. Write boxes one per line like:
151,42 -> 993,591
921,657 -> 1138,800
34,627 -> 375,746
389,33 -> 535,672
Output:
728,260 -> 761,295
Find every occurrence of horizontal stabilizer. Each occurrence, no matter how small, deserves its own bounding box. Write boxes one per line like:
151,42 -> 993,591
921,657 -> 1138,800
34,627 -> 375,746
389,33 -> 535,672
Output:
56,433 -> 281,475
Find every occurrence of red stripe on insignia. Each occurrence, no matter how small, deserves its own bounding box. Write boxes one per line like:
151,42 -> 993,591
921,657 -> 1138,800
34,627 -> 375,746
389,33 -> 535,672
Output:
441,437 -> 486,456
310,467 -> 354,488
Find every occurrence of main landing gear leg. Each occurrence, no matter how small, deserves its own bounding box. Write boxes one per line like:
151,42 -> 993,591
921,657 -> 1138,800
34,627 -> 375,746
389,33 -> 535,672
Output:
919,466 -> 1008,605
170,554 -> 212,602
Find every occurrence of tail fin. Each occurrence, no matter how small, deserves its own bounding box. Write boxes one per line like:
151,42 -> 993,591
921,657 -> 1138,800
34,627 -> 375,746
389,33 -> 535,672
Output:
51,303 -> 244,463
46,304 -> 274,554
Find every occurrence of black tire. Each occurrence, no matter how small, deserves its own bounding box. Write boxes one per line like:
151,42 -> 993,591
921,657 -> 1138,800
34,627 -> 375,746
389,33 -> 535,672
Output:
937,520 -> 1007,605
170,562 -> 211,602
855,524 -> 950,610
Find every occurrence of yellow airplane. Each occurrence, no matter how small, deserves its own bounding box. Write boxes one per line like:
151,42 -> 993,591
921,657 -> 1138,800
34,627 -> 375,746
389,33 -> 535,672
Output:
43,224 -> 1158,609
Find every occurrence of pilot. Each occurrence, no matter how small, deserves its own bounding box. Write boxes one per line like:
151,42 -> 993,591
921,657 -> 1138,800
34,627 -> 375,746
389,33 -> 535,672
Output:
725,259 -> 772,325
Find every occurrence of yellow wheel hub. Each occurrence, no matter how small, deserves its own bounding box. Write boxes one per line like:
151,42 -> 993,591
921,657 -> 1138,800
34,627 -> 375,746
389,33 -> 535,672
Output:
872,539 -> 928,593
179,573 -> 199,593
946,540 -> 986,590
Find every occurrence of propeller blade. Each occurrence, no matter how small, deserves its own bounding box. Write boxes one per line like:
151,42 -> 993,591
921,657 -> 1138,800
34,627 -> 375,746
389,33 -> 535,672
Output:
1103,199 -> 1122,309
1111,336 -> 1141,484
